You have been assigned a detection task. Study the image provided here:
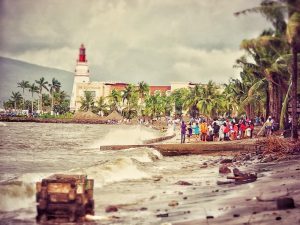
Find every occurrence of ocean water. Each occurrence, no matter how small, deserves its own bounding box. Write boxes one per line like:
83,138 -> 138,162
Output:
0,122 -> 221,225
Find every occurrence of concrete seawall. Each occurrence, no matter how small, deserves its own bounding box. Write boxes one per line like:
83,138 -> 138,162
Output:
100,141 -> 258,156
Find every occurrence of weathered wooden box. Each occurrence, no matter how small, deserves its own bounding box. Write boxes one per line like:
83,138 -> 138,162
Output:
36,174 -> 94,223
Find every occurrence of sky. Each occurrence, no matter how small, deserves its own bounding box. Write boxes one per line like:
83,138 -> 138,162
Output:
0,0 -> 270,84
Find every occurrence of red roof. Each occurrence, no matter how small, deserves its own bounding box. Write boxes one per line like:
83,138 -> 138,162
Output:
149,86 -> 171,94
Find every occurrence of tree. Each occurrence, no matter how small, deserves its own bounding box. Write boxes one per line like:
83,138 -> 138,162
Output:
107,89 -> 122,111
80,91 -> 94,111
94,96 -> 108,116
35,77 -> 49,112
48,78 -> 61,114
10,91 -> 22,110
137,81 -> 149,100
122,84 -> 138,119
287,8 -> 300,140
17,80 -> 30,109
196,81 -> 220,118
29,84 -> 39,113
53,91 -> 70,114
183,84 -> 203,118
145,92 -> 163,119
171,88 -> 189,116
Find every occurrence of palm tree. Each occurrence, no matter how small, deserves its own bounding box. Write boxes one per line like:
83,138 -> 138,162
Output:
10,91 -> 22,110
80,91 -> 95,111
29,84 -> 39,113
107,89 -> 122,111
95,96 -> 108,116
122,84 -> 137,118
171,88 -> 189,116
196,81 -> 220,118
35,77 -> 49,112
48,78 -> 61,114
17,80 -> 30,109
137,81 -> 149,100
183,84 -> 203,118
287,9 -> 300,140
145,92 -> 163,119
236,0 -> 300,138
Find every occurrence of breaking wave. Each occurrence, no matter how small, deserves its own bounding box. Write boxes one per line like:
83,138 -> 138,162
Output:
0,148 -> 162,212
91,125 -> 160,147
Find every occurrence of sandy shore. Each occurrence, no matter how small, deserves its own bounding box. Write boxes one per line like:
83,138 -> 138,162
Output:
88,152 -> 300,225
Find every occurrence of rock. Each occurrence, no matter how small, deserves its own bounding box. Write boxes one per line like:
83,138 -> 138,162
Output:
233,214 -> 240,217
168,200 -> 179,207
178,191 -> 183,195
219,165 -> 231,174
183,196 -> 188,200
275,216 -> 282,220
206,215 -> 214,219
105,205 -> 118,213
276,197 -> 295,210
220,159 -> 233,164
140,207 -> 148,211
175,181 -> 192,185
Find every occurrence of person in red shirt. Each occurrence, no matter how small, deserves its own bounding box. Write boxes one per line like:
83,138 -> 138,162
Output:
240,122 -> 247,139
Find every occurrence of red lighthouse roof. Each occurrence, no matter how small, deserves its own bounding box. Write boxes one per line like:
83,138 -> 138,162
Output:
78,44 -> 86,62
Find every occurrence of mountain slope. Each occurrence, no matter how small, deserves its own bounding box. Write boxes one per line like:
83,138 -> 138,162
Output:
0,57 -> 74,103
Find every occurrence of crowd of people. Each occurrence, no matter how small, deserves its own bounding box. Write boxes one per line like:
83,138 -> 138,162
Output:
179,116 -> 276,144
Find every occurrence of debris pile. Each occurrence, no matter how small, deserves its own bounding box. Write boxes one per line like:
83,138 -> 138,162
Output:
255,136 -> 300,161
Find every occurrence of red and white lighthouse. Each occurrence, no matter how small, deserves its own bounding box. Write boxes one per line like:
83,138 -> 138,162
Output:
70,44 -> 90,111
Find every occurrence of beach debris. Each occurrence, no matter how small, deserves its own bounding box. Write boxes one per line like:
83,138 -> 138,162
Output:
276,197 -> 295,210
206,215 -> 214,219
168,200 -> 179,207
153,175 -> 163,181
219,165 -> 231,174
105,205 -> 119,213
36,174 -> 94,223
175,180 -> 192,185
217,168 -> 257,185
220,158 -> 233,164
140,207 -> 148,211
217,180 -> 234,185
156,213 -> 169,218
227,168 -> 257,184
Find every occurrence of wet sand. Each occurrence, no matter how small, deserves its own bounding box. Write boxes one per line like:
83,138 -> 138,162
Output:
89,154 -> 300,225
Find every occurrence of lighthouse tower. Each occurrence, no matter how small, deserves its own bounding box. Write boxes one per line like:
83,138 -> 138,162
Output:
70,44 -> 90,111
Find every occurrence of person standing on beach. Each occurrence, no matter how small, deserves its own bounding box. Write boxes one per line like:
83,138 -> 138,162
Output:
187,123 -> 193,143
200,120 -> 208,142
181,121 -> 187,143
194,122 -> 200,142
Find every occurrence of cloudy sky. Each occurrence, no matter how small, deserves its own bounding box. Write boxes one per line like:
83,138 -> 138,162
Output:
0,0 -> 270,84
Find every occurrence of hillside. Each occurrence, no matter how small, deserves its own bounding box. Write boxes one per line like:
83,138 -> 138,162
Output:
0,57 -> 74,103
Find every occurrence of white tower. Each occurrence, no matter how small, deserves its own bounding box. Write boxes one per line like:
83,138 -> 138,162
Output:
70,44 -> 90,111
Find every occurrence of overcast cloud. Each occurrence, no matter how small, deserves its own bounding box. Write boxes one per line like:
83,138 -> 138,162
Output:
0,0 -> 270,84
